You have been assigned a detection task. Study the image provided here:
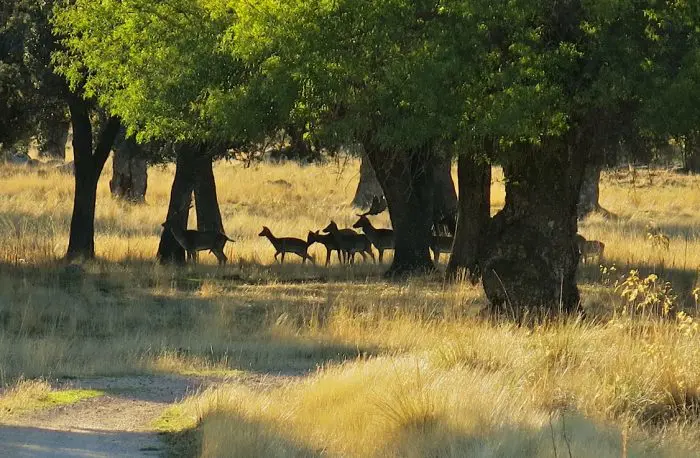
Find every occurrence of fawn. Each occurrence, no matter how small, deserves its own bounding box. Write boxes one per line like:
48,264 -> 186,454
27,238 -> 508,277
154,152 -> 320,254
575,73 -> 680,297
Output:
352,215 -> 395,263
307,230 -> 343,266
321,221 -> 375,264
259,226 -> 315,264
161,217 -> 234,265
575,234 -> 605,264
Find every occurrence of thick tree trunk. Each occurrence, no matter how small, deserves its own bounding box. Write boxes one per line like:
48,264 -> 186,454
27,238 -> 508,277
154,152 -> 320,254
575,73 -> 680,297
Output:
110,132 -> 148,203
194,151 -> 224,233
38,118 -> 69,160
351,153 -> 385,209
65,96 -> 120,261
447,154 -> 491,279
157,145 -> 197,265
432,155 -> 458,234
577,163 -> 602,218
366,146 -> 435,276
479,142 -> 585,318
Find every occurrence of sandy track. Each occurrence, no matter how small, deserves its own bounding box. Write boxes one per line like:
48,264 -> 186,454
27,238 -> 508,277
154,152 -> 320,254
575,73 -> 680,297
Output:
0,375 -> 209,458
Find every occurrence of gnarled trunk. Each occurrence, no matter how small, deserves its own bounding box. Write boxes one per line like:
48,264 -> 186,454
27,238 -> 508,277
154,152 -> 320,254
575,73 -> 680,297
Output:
480,141 -> 585,317
366,146 -> 435,276
447,153 -> 491,279
157,145 -> 196,265
65,95 -> 120,261
111,132 -> 148,203
194,151 -> 224,233
352,153 -> 385,209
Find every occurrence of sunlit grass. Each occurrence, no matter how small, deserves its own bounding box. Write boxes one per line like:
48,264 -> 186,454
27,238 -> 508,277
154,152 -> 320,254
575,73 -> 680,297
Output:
0,159 -> 699,456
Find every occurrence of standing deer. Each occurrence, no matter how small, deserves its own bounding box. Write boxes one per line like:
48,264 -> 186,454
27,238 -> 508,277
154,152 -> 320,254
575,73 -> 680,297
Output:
161,209 -> 234,265
575,234 -> 605,264
352,215 -> 395,263
259,226 -> 315,264
321,221 -> 375,264
307,230 -> 343,266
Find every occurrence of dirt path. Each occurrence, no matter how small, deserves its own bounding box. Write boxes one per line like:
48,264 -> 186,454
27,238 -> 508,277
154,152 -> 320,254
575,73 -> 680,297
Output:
0,375 -> 212,457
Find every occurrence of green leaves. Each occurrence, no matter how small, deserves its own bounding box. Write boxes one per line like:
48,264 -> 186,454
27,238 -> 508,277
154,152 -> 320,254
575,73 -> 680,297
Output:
51,0 -> 700,158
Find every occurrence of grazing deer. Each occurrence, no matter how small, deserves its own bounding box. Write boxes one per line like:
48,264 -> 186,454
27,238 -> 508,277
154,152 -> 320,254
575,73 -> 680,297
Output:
307,230 -> 343,266
259,226 -> 315,264
352,215 -> 395,263
321,221 -> 375,264
430,235 -> 453,263
575,234 -> 605,264
161,215 -> 234,266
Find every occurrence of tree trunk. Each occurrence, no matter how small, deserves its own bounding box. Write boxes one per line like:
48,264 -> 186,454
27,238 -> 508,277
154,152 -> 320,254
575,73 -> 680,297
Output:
684,132 -> 700,173
110,131 -> 148,203
447,153 -> 491,279
577,163 -> 602,218
432,154 -> 458,234
366,146 -> 435,276
65,96 -> 120,261
38,118 -> 69,160
157,145 -> 197,265
479,141 -> 585,318
351,153 -> 385,209
194,150 -> 224,233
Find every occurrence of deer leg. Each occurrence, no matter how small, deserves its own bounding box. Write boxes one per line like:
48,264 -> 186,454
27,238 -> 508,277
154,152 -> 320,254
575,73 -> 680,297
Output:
378,250 -> 384,263
325,249 -> 331,266
359,251 -> 367,263
281,251 -> 286,264
367,249 -> 376,264
214,249 -> 227,266
435,250 -> 440,264
301,252 -> 306,265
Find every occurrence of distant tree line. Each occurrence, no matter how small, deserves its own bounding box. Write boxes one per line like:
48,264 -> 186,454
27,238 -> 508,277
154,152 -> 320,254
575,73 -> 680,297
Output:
3,0 -> 700,316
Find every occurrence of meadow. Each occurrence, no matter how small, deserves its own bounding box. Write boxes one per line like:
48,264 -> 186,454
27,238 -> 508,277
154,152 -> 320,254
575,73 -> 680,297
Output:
1,154 -> 699,457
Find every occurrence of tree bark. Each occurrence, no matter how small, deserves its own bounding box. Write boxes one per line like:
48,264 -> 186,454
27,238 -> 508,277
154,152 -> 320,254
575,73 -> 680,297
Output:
110,131 -> 148,203
447,153 -> 491,279
157,145 -> 196,265
432,154 -> 458,234
351,153 -> 385,209
194,149 -> 224,233
365,146 -> 435,276
479,141 -> 585,318
65,95 -> 120,261
38,117 -> 69,160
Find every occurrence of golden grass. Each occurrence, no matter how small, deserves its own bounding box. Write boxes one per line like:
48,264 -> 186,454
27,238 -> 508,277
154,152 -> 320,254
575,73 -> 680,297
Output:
0,379 -> 102,420
1,159 -> 699,456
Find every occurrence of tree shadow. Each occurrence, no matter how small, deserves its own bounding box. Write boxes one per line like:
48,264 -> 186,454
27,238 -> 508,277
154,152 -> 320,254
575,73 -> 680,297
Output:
0,425 -> 164,457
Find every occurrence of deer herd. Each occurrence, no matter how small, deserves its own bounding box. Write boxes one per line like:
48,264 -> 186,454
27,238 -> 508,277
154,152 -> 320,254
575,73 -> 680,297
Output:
161,200 -> 605,267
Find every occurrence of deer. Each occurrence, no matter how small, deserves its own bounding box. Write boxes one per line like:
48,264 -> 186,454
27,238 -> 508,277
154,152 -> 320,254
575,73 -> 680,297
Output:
161,207 -> 234,265
352,215 -> 395,263
259,226 -> 315,264
321,221 -> 375,264
430,235 -> 453,263
575,234 -> 605,264
359,195 -> 388,217
307,230 -> 343,266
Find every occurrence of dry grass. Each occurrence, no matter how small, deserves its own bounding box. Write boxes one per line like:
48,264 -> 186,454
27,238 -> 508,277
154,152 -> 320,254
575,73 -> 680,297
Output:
0,158 -> 699,456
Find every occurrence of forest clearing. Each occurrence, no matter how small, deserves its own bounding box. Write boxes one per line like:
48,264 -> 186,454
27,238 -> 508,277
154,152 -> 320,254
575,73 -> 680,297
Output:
1,158 -> 699,457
